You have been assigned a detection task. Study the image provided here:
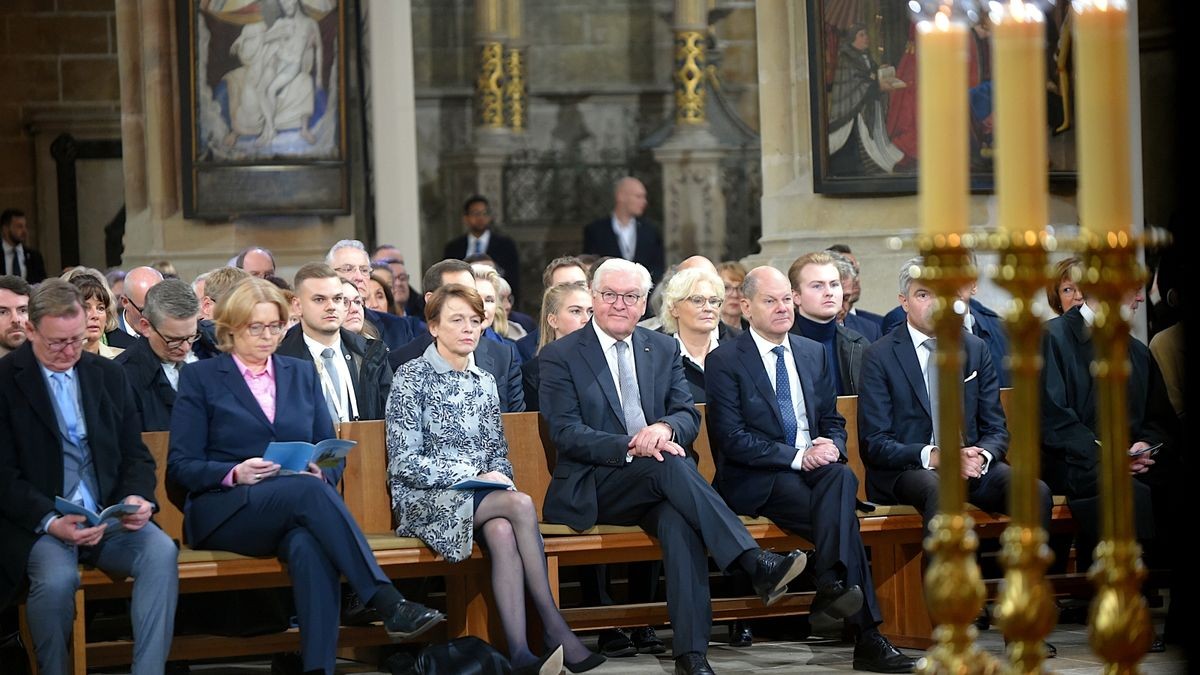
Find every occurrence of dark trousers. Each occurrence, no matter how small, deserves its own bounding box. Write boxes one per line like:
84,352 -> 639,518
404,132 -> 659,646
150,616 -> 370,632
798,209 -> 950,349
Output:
592,454 -> 757,657
894,461 -> 1053,534
197,476 -> 391,674
752,462 -> 883,628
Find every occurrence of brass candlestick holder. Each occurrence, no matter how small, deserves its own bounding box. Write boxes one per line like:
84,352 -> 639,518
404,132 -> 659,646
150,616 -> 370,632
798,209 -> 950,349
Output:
985,231 -> 1058,674
1079,232 -> 1153,674
912,234 -> 1001,675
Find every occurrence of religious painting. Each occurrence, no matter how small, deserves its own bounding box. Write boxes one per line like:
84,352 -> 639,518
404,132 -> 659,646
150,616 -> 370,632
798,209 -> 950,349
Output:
806,1 -> 1077,194
180,0 -> 349,217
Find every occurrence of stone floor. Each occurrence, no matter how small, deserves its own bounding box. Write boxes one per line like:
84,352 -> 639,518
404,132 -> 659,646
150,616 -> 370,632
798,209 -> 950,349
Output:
160,613 -> 1186,675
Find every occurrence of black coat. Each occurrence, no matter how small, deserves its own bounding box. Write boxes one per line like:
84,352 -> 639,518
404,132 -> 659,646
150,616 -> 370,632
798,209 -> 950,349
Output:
113,337 -> 178,431
844,311 -> 882,343
788,317 -> 869,396
0,346 -> 157,607
444,230 -> 521,302
388,333 -> 525,413
582,216 -> 666,285
275,325 -> 393,421
677,322 -> 739,404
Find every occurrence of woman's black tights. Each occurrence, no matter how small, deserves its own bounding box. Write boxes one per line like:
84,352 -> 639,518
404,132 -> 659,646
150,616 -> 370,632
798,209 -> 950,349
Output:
474,490 -> 591,668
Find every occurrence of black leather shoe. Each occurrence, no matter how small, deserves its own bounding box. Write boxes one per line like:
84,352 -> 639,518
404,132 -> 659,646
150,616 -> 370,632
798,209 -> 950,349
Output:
631,625 -> 666,654
674,652 -> 716,675
1149,635 -> 1165,653
514,645 -> 564,675
1045,642 -> 1057,659
341,590 -> 381,627
853,631 -> 917,673
596,628 -> 636,657
751,549 -> 807,606
728,619 -> 753,647
564,651 -> 606,673
811,581 -> 865,621
382,600 -> 445,639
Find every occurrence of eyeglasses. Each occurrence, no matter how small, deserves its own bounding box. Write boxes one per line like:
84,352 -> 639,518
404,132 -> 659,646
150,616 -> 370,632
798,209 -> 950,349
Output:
45,336 -> 88,353
342,297 -> 364,308
124,296 -> 144,314
149,322 -> 201,349
333,264 -> 372,276
596,290 -> 644,306
245,322 -> 284,336
685,295 -> 724,309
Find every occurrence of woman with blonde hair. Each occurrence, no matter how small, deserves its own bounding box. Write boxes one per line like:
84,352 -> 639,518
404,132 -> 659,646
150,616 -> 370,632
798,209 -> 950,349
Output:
521,282 -> 592,411
659,267 -> 731,402
61,267 -> 124,359
717,260 -> 749,332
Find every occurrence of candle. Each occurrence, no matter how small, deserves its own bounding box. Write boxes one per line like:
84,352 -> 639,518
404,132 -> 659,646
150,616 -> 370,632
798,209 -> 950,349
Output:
991,1 -> 1048,238
1073,0 -> 1132,239
918,11 -> 970,236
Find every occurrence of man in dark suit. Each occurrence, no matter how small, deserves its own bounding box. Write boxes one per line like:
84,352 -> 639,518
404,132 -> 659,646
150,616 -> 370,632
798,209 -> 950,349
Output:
443,195 -> 522,303
705,266 -> 914,674
328,240 -> 422,350
859,257 -> 1051,534
582,177 -> 665,285
278,263 -> 393,421
389,259 -> 525,412
539,258 -> 806,675
826,246 -> 882,342
787,252 -> 870,395
2,209 -> 47,283
114,279 -> 203,431
0,280 -> 178,675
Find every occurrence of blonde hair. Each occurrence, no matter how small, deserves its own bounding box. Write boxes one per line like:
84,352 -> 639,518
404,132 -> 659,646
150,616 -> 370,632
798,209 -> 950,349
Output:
213,278 -> 289,352
472,264 -> 507,335
538,282 -> 589,353
61,267 -> 119,332
658,268 -> 725,335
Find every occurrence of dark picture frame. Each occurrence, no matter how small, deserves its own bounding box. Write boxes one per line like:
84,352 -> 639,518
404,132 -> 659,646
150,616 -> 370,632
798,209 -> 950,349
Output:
179,0 -> 349,218
805,1 -> 1077,195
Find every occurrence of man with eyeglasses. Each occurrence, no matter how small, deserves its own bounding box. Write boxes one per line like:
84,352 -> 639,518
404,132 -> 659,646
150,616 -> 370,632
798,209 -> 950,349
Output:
110,266 -> 165,349
539,258 -> 807,675
115,279 -> 203,431
0,279 -> 178,675
786,252 -> 870,396
276,263 -> 392,422
327,239 -> 420,350
443,195 -> 521,303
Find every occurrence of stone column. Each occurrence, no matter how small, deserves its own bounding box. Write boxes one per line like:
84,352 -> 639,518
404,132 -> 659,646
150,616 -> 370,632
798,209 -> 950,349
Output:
369,0 -> 424,272
503,0 -> 527,133
474,0 -> 507,136
653,0 -> 727,264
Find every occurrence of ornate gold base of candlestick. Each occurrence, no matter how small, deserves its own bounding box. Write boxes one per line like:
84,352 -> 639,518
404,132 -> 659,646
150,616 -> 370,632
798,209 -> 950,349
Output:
995,526 -> 1056,672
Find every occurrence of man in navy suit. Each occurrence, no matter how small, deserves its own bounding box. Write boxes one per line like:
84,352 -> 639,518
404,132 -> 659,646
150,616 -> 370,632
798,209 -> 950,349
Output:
705,266 -> 914,674
859,257 -> 1051,533
582,178 -> 665,285
443,195 -> 522,303
0,280 -> 178,675
389,259 -> 525,412
2,209 -> 47,283
539,259 -> 806,675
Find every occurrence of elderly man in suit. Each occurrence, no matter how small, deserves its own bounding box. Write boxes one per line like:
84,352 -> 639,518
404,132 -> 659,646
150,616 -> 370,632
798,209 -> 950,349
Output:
0,279 -> 178,675
582,177 -> 665,285
389,259 -> 525,412
538,258 -> 806,675
705,266 -> 914,674
327,239 -> 422,350
115,279 -> 202,431
859,257 -> 1052,534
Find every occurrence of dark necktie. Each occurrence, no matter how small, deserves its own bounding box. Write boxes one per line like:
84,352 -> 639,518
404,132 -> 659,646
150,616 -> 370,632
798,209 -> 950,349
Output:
772,345 -> 798,446
923,338 -> 939,444
9,247 -> 19,278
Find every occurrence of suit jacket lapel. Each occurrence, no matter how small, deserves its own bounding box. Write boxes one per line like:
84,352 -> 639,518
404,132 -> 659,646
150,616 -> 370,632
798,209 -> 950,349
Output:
220,356 -> 273,431
893,330 -> 931,417
632,329 -> 656,422
76,356 -> 105,444
737,332 -> 785,432
579,323 -> 624,425
14,348 -> 63,441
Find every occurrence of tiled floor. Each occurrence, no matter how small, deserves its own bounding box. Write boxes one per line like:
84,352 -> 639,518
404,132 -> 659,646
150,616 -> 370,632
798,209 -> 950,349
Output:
170,615 -> 1186,674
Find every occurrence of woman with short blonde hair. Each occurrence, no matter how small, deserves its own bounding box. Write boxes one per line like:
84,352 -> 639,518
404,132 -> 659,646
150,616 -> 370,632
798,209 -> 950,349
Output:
61,267 -> 123,358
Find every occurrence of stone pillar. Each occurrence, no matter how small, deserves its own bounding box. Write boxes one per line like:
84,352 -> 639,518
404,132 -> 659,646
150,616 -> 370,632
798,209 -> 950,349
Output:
115,0 -> 146,216
503,0 -> 527,133
474,0 -> 507,135
653,0 -> 727,264
369,0 -> 424,272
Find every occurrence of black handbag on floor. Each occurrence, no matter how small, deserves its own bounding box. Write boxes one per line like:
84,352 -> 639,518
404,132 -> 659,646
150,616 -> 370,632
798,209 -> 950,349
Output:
384,636 -> 511,675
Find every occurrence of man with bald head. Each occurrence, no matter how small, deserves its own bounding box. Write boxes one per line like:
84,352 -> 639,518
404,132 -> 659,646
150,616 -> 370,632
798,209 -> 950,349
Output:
705,266 -> 914,673
235,247 -> 276,279
583,177 -> 665,284
109,266 -> 164,349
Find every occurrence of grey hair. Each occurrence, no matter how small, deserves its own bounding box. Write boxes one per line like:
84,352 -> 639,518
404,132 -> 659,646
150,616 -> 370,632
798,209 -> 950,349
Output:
827,251 -> 858,282
898,256 -> 924,296
191,271 -> 210,296
143,278 -> 200,325
592,258 -> 652,296
659,267 -> 725,335
325,239 -> 368,263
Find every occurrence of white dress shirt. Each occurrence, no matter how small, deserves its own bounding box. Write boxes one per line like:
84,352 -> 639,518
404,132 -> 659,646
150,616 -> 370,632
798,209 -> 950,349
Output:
466,230 -> 492,257
610,215 -> 637,261
160,351 -> 198,391
303,333 -> 358,422
907,322 -> 991,473
747,327 -> 811,469
593,321 -> 640,408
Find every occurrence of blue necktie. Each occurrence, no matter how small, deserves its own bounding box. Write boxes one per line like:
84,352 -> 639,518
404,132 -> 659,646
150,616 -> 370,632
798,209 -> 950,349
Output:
50,372 -> 82,446
471,239 -> 483,256
772,346 -> 798,446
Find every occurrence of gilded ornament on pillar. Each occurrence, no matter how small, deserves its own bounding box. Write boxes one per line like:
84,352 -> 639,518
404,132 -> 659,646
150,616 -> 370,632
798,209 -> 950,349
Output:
476,41 -> 505,129
504,47 -> 526,132
674,30 -> 706,124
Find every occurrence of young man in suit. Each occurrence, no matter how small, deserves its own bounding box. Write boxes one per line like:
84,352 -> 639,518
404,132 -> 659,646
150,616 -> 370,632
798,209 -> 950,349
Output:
538,258 -> 806,675
443,195 -> 521,303
114,279 -> 202,431
388,259 -> 525,413
859,257 -> 1052,533
1,209 -> 47,283
0,280 -> 178,675
705,266 -> 914,674
787,252 -> 870,395
582,177 -> 665,285
0,274 -> 31,358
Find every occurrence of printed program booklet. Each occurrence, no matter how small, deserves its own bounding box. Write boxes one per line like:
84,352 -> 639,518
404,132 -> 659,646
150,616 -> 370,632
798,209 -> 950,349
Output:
55,496 -> 141,527
451,477 -> 516,491
263,439 -> 357,474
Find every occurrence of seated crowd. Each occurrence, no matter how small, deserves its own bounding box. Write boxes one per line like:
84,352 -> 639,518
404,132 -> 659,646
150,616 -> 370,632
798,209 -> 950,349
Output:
0,183 -> 1181,675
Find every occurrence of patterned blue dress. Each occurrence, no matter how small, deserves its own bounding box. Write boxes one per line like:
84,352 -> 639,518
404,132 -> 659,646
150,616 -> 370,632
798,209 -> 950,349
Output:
386,343 -> 512,562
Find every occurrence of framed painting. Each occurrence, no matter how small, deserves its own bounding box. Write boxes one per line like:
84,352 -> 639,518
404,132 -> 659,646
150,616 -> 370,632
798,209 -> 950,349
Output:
806,0 -> 1077,194
179,0 -> 349,218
